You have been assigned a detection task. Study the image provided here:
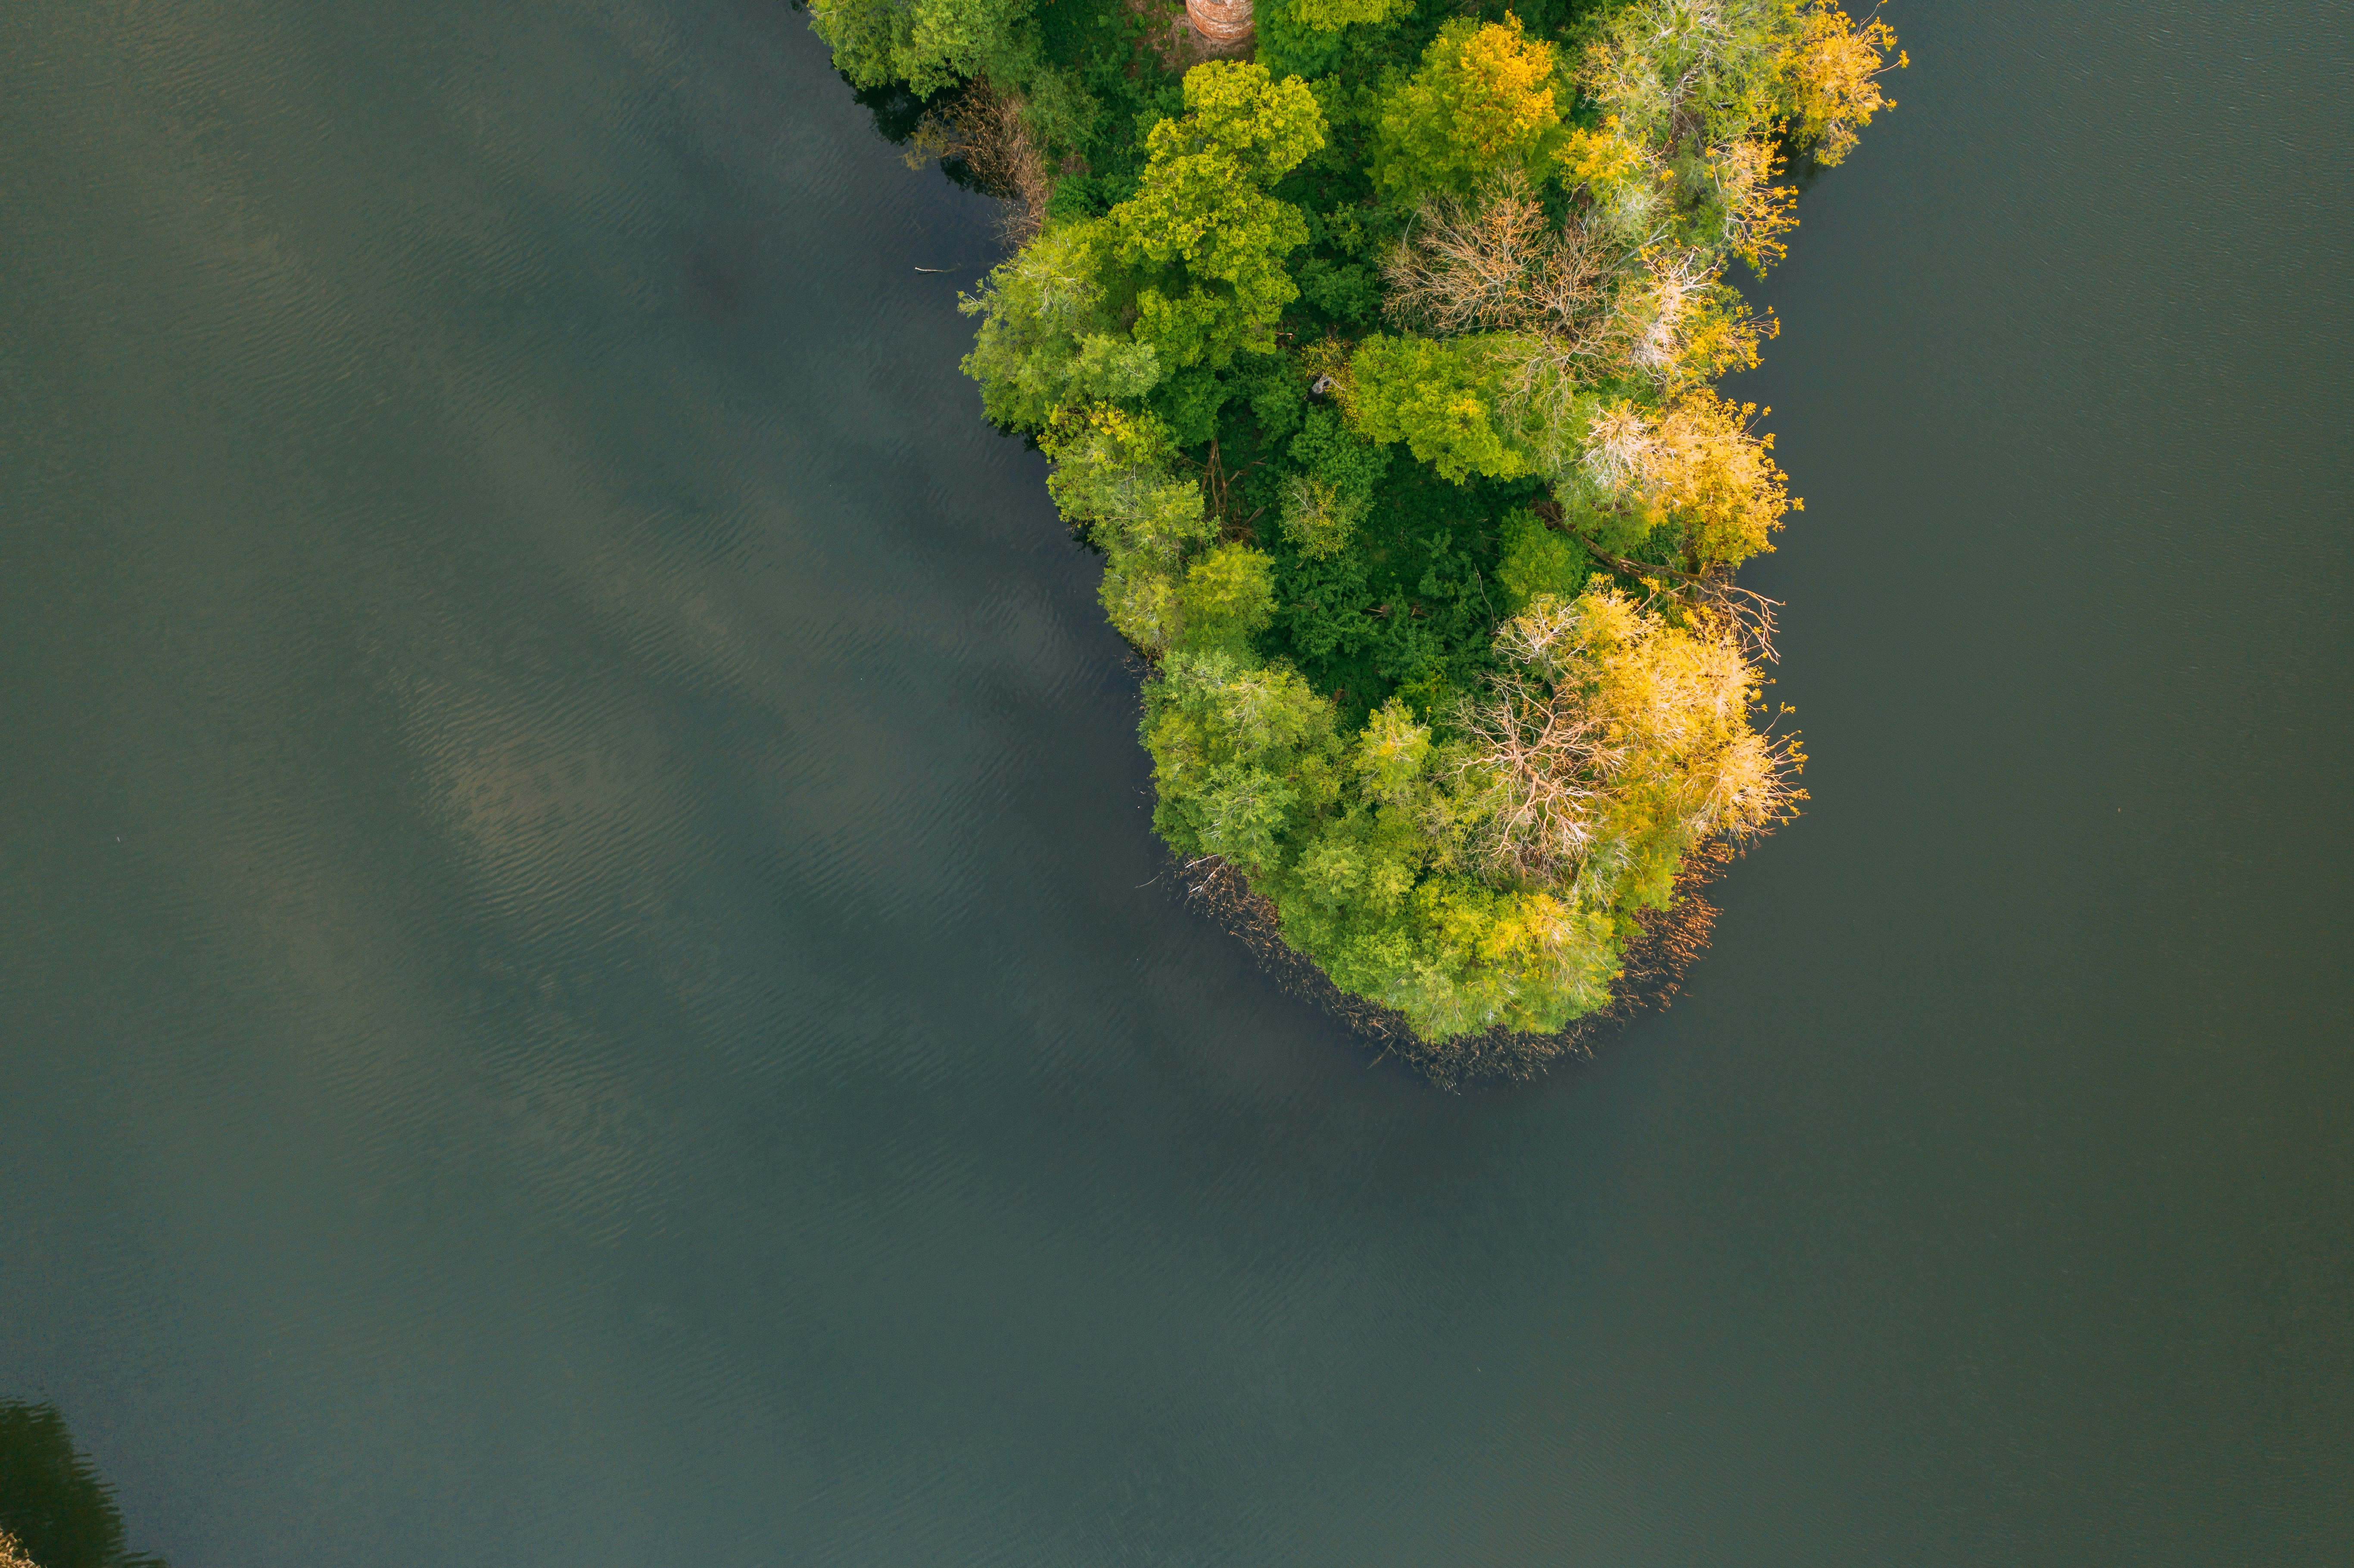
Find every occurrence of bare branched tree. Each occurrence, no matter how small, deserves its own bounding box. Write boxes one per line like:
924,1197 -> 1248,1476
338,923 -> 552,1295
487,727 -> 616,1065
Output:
1383,171 -> 1612,340
1528,493 -> 1785,664
1579,400 -> 1658,494
1455,666 -> 1622,884
1452,599 -> 1637,884
909,79 -> 1051,246
1385,171 -> 1773,475
1385,172 -> 1629,471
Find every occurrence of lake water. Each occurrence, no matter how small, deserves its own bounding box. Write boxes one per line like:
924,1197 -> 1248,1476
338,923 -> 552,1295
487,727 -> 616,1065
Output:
2,1 -> 2348,1562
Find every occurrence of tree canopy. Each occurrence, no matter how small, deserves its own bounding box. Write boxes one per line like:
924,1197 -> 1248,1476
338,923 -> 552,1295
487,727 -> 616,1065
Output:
1374,16 -> 1567,198
1112,62 -> 1327,370
810,0 -> 1036,96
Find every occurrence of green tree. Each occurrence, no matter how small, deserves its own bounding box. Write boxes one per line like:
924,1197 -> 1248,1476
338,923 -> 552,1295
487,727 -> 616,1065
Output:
1268,813 -> 1626,1040
0,1400 -> 167,1568
961,221 -> 1160,432
1353,697 -> 1434,801
1176,543 -> 1279,655
1579,0 -> 1799,154
1043,405 -> 1213,652
1495,507 -> 1592,610
1110,62 -> 1326,370
1279,408 -> 1389,559
1288,0 -> 1413,30
1344,334 -> 1532,483
1144,651 -> 1343,873
810,0 -> 1033,96
1043,406 -> 1206,564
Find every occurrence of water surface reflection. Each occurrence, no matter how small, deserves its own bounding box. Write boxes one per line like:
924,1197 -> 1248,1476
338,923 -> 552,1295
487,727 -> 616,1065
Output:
0,1403 -> 166,1568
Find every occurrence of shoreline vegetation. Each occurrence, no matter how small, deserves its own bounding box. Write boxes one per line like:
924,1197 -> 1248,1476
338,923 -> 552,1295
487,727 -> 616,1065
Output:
809,0 -> 1900,1074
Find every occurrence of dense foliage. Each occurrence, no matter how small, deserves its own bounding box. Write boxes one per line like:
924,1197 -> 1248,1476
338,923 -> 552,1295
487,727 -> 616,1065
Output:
810,0 -> 1899,1051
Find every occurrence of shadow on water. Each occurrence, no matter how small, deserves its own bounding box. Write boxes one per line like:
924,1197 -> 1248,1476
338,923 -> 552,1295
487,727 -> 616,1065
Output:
0,1404 -> 165,1568
849,78 -> 941,146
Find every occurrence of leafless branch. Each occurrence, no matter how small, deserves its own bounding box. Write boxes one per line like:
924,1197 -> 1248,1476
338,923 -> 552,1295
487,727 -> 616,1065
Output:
909,79 -> 1050,246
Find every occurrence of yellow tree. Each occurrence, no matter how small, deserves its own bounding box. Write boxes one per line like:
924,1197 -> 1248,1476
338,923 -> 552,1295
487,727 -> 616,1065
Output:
1780,1 -> 1904,165
1580,391 -> 1794,571
1457,586 -> 1802,903
1373,15 -> 1565,196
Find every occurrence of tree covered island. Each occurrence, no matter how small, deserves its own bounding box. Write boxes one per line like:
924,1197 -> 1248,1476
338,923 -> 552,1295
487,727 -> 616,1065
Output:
808,0 -> 1901,1071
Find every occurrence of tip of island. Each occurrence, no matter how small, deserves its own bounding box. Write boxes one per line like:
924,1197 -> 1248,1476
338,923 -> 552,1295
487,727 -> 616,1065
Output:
812,0 -> 1901,1077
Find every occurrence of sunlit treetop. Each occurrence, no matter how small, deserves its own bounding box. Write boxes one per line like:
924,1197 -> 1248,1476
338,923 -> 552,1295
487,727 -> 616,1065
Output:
1781,0 -> 1905,164
1286,0 -> 1414,32
1143,59 -> 1326,185
1375,15 -> 1567,198
1111,62 -> 1327,368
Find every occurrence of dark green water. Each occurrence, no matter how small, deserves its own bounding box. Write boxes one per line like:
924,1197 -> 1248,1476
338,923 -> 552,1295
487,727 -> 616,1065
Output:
3,1 -> 2348,1562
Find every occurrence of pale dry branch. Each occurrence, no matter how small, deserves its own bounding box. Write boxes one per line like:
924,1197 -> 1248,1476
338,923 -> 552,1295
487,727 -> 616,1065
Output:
910,79 -> 1051,246
1383,172 -> 1613,340
1454,671 -> 1625,884
1530,496 -> 1784,663
1581,400 -> 1659,493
